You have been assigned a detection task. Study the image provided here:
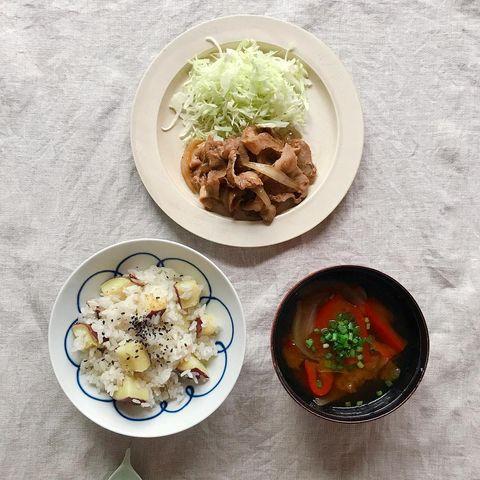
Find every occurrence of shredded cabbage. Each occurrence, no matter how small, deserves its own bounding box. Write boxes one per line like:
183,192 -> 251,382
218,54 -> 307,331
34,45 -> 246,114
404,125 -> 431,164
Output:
167,40 -> 311,141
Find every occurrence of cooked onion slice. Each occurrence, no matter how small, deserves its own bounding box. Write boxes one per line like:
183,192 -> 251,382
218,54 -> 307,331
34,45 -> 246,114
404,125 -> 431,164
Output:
292,299 -> 319,361
338,284 -> 367,307
242,161 -> 299,190
181,139 -> 203,193
312,397 -> 331,407
253,186 -> 272,208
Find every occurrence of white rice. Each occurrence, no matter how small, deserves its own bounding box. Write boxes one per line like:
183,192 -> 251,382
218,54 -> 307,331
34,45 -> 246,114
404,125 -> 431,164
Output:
73,265 -> 218,407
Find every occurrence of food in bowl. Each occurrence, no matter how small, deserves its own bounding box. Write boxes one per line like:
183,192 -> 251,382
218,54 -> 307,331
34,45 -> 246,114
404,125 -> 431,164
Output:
182,126 -> 316,223
282,282 -> 407,407
71,265 -> 219,407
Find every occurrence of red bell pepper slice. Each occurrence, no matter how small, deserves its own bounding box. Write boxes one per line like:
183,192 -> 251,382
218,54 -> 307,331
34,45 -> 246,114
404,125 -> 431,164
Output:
315,294 -> 359,329
304,360 -> 334,396
364,300 -> 406,353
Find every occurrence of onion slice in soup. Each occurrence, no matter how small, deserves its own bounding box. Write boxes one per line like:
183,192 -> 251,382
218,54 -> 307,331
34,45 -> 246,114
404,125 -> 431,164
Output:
291,290 -> 335,363
312,396 -> 332,407
337,284 -> 367,307
292,299 -> 320,361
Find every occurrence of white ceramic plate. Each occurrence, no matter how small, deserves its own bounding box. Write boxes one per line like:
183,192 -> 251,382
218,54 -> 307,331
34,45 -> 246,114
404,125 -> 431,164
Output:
131,15 -> 363,247
49,239 -> 246,437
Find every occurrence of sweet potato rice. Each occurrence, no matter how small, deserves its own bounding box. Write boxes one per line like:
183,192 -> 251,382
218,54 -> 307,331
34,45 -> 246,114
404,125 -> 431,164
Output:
71,266 -> 218,407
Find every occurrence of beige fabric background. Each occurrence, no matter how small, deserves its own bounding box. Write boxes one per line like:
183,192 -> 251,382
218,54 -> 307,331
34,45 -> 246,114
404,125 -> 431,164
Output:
1,1 -> 479,479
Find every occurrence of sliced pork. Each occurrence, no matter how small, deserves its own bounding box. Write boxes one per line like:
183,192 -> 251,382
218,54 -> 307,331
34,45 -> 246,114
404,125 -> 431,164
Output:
181,126 -> 316,224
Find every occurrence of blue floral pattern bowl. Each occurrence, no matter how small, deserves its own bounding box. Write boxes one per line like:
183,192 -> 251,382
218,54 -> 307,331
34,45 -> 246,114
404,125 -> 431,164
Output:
49,239 -> 245,437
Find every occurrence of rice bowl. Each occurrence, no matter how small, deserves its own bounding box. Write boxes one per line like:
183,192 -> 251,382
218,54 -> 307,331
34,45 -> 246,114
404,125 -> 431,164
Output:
49,239 -> 246,437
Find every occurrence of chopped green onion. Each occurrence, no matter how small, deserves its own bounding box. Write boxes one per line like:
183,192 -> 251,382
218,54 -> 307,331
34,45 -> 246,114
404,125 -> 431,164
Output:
316,379 -> 323,388
356,400 -> 363,406
305,338 -> 314,349
316,311 -> 368,369
376,390 -> 383,397
385,380 -> 393,387
325,353 -> 333,359
345,401 -> 351,407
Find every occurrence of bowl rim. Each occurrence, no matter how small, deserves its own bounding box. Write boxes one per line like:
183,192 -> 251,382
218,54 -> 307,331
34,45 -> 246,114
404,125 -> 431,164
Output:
48,238 -> 246,437
130,14 -> 364,247
270,264 -> 430,423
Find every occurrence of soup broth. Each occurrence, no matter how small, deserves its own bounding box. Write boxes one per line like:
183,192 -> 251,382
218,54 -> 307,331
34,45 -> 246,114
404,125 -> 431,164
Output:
281,282 -> 407,407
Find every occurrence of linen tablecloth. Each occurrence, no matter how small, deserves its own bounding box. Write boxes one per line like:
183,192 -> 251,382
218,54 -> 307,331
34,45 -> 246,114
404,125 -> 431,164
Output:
1,1 -> 479,478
